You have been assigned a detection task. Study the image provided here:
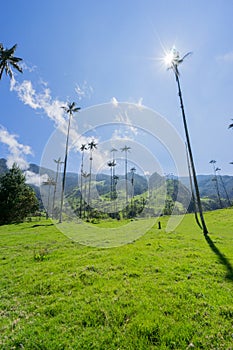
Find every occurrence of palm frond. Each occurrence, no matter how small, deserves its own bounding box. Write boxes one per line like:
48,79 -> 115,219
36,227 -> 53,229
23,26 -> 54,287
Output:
180,52 -> 193,62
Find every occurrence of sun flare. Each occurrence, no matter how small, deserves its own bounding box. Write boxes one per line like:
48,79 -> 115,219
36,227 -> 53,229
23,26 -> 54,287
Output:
163,46 -> 177,67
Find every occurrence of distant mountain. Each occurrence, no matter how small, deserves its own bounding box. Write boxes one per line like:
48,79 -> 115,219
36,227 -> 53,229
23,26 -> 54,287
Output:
180,174 -> 233,200
1,158 -> 232,214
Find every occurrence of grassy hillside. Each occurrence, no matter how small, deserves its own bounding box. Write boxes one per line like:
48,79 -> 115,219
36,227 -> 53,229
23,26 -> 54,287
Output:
0,210 -> 233,349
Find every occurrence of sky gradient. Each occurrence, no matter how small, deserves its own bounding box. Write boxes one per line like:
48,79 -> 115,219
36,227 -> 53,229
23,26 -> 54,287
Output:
1,0 -> 233,183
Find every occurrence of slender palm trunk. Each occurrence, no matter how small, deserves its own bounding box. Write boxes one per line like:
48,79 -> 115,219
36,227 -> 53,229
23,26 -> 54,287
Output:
213,175 -> 222,208
59,114 -> 71,223
88,151 -> 93,217
219,175 -> 231,206
52,160 -> 62,219
186,144 -> 202,229
125,152 -> 128,205
84,178 -> 87,218
110,166 -> 113,200
131,174 -> 134,210
176,74 -> 208,235
80,152 -> 84,218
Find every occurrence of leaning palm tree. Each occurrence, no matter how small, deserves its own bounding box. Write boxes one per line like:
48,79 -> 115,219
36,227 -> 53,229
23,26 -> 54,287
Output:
165,47 -> 208,235
59,102 -> 81,223
79,144 -> 87,218
0,43 -> 23,80
120,145 -> 131,205
87,140 -> 97,217
210,160 -> 222,208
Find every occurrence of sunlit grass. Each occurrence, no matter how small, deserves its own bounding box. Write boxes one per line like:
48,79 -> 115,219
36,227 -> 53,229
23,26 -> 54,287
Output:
0,209 -> 233,349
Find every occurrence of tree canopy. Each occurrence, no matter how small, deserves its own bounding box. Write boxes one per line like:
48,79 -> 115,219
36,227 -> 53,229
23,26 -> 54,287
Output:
0,164 -> 38,224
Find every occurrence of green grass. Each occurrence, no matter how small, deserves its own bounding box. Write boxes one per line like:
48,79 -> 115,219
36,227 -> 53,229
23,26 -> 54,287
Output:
0,209 -> 233,349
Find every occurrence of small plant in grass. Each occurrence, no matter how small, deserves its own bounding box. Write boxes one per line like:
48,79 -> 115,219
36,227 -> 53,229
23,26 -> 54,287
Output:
33,248 -> 49,262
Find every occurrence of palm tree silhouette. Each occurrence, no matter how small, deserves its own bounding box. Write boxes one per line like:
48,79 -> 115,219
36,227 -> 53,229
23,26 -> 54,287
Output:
210,160 -> 222,208
59,102 -> 80,223
165,47 -> 208,235
121,145 -> 131,205
0,43 -> 23,80
79,144 -> 87,218
87,140 -> 97,216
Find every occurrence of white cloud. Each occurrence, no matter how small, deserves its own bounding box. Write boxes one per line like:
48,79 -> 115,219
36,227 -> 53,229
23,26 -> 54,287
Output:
217,51 -> 233,62
0,125 -> 33,170
111,97 -> 119,107
136,97 -> 143,108
10,77 -> 65,126
10,77 -> 89,154
25,170 -> 48,187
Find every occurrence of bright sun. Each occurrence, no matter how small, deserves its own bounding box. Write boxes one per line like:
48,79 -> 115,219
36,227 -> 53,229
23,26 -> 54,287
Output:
164,51 -> 174,66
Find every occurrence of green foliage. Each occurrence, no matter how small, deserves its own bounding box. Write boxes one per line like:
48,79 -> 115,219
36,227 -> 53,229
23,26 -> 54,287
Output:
0,164 -> 38,225
0,209 -> 233,348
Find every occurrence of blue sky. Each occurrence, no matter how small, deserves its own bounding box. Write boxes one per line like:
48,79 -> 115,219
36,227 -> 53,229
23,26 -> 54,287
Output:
1,0 -> 233,182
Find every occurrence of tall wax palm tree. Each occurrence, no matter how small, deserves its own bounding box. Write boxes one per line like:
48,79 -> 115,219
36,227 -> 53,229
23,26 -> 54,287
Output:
121,145 -> 131,205
52,157 -> 64,218
165,47 -> 208,235
87,140 -> 97,216
79,144 -> 87,218
215,167 -> 231,207
111,148 -> 118,199
0,43 -> 23,80
209,160 -> 222,208
59,102 -> 81,223
107,160 -> 116,200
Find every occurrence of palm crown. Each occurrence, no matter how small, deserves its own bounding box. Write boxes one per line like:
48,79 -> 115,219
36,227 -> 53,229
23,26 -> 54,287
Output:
0,43 -> 23,80
61,101 -> 81,116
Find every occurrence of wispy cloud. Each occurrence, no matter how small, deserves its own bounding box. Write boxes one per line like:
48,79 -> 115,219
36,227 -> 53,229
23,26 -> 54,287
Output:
10,76 -> 86,153
75,81 -> 94,100
217,51 -> 233,62
10,76 -> 65,127
113,110 -> 138,139
0,125 -> 32,170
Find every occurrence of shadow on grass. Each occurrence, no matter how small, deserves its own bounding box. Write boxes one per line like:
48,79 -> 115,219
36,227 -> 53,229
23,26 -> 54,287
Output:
205,234 -> 233,282
30,223 -> 54,228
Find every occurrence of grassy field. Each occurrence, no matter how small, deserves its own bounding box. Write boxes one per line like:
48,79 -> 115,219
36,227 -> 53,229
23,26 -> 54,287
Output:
0,209 -> 233,349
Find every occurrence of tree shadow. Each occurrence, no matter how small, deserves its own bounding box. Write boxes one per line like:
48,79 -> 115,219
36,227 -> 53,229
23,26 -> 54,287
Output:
205,234 -> 233,282
30,223 -> 54,228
